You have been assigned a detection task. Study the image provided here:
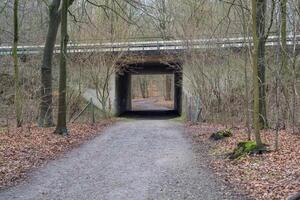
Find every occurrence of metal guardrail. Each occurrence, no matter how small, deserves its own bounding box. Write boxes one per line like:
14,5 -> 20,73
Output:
0,35 -> 300,56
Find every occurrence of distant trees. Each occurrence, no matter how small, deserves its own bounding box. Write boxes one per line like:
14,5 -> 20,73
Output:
151,0 -> 172,101
156,0 -> 171,39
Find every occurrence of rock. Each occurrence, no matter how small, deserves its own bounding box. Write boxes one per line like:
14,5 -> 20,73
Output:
288,192 -> 300,200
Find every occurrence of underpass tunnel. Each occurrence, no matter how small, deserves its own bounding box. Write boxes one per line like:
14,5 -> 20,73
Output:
131,74 -> 175,111
115,62 -> 182,116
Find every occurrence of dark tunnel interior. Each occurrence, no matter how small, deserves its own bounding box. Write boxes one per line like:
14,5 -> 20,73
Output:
115,62 -> 182,117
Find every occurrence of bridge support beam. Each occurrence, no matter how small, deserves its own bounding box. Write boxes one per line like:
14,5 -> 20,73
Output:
114,72 -> 131,116
174,71 -> 183,115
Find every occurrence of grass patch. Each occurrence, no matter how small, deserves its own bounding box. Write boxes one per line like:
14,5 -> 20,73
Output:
229,141 -> 267,159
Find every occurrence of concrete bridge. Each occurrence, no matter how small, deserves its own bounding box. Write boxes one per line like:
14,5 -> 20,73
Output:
1,35 -> 300,56
1,35 -> 299,116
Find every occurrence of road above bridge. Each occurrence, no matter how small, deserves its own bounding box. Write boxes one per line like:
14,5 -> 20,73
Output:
1,35 -> 299,56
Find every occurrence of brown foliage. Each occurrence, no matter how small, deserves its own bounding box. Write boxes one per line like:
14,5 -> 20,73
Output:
0,120 -> 113,188
186,123 -> 300,200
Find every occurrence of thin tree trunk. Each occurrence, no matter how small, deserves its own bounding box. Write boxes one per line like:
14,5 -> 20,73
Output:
13,0 -> 22,127
275,5 -> 281,151
256,0 -> 268,129
281,0 -> 287,71
55,0 -> 69,135
280,0 -> 289,128
275,70 -> 280,150
39,0 -> 61,127
238,0 -> 251,139
160,0 -> 167,39
139,78 -> 148,98
165,75 -> 172,101
291,7 -> 297,134
252,0 -> 263,147
244,49 -> 251,140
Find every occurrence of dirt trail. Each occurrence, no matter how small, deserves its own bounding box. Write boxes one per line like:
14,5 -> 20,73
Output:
132,98 -> 171,111
0,119 -> 247,200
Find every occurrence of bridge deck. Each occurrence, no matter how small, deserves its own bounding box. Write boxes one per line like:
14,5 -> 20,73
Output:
0,35 -> 299,56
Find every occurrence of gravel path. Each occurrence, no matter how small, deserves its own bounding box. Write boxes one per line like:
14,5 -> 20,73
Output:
0,119 -> 246,200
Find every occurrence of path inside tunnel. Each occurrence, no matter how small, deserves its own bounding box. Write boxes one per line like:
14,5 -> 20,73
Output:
132,97 -> 171,111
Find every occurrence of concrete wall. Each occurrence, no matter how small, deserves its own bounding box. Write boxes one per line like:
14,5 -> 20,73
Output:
181,63 -> 202,122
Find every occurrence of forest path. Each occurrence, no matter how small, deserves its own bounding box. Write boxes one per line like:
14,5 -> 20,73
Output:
131,97 -> 171,111
0,119 -> 247,200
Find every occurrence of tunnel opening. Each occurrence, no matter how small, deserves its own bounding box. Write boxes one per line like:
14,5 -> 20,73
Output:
115,62 -> 182,117
131,74 -> 174,111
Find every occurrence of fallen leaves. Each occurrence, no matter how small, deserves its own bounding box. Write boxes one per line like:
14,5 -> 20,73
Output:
0,120 -> 113,189
186,123 -> 300,200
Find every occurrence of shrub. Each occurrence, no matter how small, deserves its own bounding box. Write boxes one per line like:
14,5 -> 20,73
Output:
210,129 -> 233,140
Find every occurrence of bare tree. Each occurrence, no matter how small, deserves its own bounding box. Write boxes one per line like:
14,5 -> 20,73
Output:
251,0 -> 264,148
138,76 -> 149,99
13,0 -> 22,127
39,0 -> 74,127
55,0 -> 69,135
84,53 -> 123,118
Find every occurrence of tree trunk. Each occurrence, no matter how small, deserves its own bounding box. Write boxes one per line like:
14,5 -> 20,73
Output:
239,0 -> 251,139
39,0 -> 74,127
256,0 -> 268,129
281,0 -> 287,69
165,75 -> 172,101
13,0 -> 22,127
251,0 -> 263,148
280,0 -> 289,127
39,0 -> 61,127
139,78 -> 148,98
160,0 -> 167,39
55,0 -> 69,135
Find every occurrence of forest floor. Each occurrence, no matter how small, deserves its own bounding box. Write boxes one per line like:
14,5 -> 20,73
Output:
0,120 -> 113,189
185,123 -> 300,200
